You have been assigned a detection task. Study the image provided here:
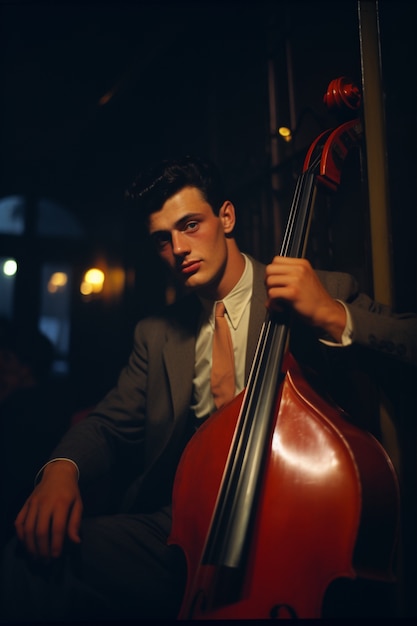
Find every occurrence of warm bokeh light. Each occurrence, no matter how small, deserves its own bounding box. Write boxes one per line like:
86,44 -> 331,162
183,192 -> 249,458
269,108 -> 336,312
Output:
80,268 -> 105,295
278,126 -> 292,142
48,271 -> 68,293
3,259 -> 17,276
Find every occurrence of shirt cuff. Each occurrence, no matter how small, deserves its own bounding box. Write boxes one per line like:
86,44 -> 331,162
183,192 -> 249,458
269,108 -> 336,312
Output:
319,300 -> 354,347
34,458 -> 80,485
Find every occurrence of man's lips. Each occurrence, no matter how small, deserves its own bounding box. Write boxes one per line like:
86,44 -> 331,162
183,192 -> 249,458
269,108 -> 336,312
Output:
179,260 -> 201,276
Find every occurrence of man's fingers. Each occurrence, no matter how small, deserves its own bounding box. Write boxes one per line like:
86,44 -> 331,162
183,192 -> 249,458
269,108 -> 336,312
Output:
66,499 -> 83,546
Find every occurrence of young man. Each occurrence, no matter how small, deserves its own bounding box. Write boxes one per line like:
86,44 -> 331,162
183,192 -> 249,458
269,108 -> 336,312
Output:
1,156 -> 416,620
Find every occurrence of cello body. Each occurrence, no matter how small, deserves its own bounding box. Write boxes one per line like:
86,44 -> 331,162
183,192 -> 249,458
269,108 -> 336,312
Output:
170,354 -> 399,619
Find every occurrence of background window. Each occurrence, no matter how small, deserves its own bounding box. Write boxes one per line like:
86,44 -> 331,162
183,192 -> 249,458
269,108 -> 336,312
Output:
0,196 -> 25,235
39,262 -> 72,374
0,257 -> 18,319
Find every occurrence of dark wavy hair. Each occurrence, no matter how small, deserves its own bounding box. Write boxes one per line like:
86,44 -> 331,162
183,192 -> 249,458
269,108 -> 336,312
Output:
125,155 -> 227,220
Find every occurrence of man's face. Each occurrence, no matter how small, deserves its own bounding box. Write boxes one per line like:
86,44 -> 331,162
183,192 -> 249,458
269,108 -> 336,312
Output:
148,186 -> 233,296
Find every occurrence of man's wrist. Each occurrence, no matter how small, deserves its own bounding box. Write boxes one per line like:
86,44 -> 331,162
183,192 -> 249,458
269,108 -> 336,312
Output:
319,300 -> 353,347
35,458 -> 80,485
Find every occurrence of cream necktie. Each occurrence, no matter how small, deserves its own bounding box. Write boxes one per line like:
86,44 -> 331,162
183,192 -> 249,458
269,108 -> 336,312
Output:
211,301 -> 235,409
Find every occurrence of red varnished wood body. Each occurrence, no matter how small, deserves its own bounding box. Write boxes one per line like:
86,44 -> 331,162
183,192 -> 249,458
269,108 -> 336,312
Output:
169,353 -> 399,619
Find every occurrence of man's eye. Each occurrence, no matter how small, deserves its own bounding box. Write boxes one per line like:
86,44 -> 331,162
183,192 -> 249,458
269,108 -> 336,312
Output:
152,234 -> 171,249
184,221 -> 199,232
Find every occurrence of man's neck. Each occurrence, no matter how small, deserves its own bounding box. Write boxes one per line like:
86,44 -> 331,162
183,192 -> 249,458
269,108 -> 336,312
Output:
198,242 -> 245,301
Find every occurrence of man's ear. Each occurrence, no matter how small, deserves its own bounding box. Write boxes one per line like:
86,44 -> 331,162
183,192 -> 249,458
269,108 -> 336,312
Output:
219,201 -> 236,234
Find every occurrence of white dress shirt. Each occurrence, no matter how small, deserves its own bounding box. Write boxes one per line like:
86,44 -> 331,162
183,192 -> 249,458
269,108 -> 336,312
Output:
191,254 -> 253,420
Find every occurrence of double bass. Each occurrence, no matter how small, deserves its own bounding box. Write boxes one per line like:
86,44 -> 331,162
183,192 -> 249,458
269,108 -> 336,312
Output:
169,77 -> 400,619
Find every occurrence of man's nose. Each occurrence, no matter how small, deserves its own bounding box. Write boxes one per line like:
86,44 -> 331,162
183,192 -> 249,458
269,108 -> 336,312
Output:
172,231 -> 190,256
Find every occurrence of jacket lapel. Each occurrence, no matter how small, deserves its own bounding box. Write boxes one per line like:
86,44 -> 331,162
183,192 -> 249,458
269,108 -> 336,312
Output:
245,258 -> 267,379
163,295 -> 201,420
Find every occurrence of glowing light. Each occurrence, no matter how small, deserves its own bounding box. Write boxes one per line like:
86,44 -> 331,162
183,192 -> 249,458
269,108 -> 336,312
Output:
48,272 -> 68,293
3,259 -> 17,276
278,126 -> 293,142
81,268 -> 105,295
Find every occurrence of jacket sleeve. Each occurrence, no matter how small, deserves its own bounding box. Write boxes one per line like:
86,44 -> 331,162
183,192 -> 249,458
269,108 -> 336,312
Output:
346,293 -> 417,365
50,318 -> 155,486
316,270 -> 417,366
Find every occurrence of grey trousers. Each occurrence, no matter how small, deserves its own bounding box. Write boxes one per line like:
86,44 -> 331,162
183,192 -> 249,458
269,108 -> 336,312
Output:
0,505 -> 186,621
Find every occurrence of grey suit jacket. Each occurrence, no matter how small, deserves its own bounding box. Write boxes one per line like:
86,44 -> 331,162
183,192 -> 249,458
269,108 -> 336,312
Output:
52,258 -> 416,512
